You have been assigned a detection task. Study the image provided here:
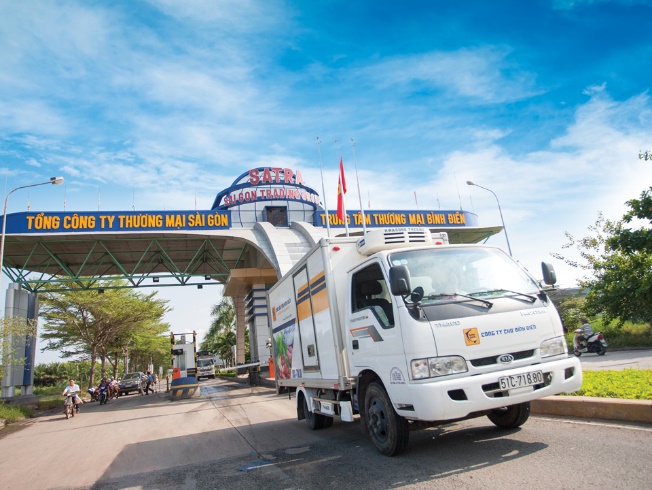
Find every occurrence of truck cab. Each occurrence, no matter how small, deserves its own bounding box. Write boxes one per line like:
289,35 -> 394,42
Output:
196,356 -> 216,380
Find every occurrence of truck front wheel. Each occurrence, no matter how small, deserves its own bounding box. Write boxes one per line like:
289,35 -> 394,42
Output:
364,382 -> 409,456
487,402 -> 530,429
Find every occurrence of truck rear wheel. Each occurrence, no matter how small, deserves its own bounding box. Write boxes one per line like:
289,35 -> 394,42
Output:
364,382 -> 409,456
304,396 -> 331,430
487,402 -> 530,429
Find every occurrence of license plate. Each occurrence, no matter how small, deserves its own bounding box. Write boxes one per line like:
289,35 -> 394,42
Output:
320,401 -> 334,415
498,370 -> 543,390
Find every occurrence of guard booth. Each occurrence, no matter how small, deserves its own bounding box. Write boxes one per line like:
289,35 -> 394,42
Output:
170,331 -> 197,379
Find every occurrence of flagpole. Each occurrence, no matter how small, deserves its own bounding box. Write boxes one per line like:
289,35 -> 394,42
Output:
317,137 -> 331,238
350,139 -> 367,234
339,156 -> 349,237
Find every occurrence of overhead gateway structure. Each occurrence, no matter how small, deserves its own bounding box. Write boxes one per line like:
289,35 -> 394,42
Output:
1,165 -> 502,399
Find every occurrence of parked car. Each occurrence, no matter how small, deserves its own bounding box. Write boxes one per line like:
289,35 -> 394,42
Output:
118,372 -> 145,396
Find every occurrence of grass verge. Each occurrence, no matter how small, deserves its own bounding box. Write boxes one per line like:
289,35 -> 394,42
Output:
0,404 -> 34,423
562,369 -> 652,400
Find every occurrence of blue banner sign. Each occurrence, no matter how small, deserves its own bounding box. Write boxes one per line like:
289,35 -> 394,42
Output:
3,210 -> 231,234
314,210 -> 478,228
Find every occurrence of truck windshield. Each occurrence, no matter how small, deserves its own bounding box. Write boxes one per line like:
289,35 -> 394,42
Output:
388,247 -> 539,303
197,359 -> 212,367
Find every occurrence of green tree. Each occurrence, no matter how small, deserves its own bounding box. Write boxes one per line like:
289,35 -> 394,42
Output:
547,289 -> 586,332
552,213 -> 652,327
608,186 -> 652,253
200,297 -> 250,366
40,281 -> 169,387
0,316 -> 37,383
34,360 -> 93,388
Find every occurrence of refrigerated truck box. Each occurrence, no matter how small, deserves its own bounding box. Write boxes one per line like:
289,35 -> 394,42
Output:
267,228 -> 582,455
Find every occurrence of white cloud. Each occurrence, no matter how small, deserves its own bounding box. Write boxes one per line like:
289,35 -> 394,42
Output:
0,101 -> 69,137
147,0 -> 287,32
361,47 -> 543,103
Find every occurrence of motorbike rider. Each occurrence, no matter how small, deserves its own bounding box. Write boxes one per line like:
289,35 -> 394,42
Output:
98,377 -> 110,402
577,318 -> 594,347
62,379 -> 82,413
109,377 -> 119,398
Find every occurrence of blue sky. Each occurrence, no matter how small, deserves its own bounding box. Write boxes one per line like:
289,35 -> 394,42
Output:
2,0 -> 652,362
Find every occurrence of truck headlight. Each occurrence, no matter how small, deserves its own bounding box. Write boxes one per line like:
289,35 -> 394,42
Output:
540,336 -> 567,358
411,356 -> 468,380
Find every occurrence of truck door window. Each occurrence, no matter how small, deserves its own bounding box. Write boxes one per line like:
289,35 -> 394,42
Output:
352,263 -> 394,328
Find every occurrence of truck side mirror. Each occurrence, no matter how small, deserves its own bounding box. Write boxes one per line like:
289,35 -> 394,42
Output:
541,262 -> 557,286
389,265 -> 411,296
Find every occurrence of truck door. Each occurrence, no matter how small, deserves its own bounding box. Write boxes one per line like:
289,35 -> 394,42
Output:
293,266 -> 320,372
347,262 -> 406,372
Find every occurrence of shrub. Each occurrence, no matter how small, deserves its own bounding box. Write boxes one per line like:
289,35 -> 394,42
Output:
563,369 -> 652,400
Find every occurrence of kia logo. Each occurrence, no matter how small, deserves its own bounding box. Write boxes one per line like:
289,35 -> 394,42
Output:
498,354 -> 514,364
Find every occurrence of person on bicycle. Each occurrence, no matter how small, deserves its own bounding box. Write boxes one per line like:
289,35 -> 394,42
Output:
62,379 -> 82,412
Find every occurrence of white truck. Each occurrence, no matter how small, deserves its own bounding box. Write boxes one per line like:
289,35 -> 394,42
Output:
196,354 -> 216,380
267,228 -> 582,455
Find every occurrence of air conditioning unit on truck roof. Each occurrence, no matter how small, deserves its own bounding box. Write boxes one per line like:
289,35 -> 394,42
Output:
356,228 -> 448,255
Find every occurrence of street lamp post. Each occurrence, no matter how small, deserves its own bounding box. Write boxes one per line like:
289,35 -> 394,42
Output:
466,181 -> 513,256
0,177 -> 64,295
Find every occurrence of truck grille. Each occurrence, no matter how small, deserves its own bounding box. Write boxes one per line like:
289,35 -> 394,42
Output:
470,349 -> 535,367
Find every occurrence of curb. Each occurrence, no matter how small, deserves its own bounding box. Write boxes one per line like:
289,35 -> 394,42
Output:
531,396 -> 652,424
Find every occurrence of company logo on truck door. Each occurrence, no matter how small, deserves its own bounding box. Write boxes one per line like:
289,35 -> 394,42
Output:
463,328 -> 480,346
296,271 -> 328,320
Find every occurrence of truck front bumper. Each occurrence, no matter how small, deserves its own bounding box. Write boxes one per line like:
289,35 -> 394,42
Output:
395,356 -> 582,421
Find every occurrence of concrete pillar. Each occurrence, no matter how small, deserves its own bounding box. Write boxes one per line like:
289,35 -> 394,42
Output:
245,284 -> 270,366
234,295 -> 246,365
1,284 -> 39,400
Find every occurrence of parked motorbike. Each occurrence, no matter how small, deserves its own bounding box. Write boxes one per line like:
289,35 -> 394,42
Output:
63,393 -> 78,419
573,329 -> 608,356
98,385 -> 109,405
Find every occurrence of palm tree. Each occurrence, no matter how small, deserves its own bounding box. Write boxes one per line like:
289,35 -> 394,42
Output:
200,297 -> 250,366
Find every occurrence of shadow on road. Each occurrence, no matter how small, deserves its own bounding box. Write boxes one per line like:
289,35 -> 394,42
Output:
89,416 -> 547,490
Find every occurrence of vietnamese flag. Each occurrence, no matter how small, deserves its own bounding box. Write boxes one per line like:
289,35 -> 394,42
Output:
336,157 -> 347,221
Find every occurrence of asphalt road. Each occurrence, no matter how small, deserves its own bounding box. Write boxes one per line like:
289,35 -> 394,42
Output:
1,378 -> 650,490
578,348 -> 652,370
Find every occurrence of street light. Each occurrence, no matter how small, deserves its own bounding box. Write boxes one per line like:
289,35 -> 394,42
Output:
466,180 -> 513,256
1,177 -> 64,296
